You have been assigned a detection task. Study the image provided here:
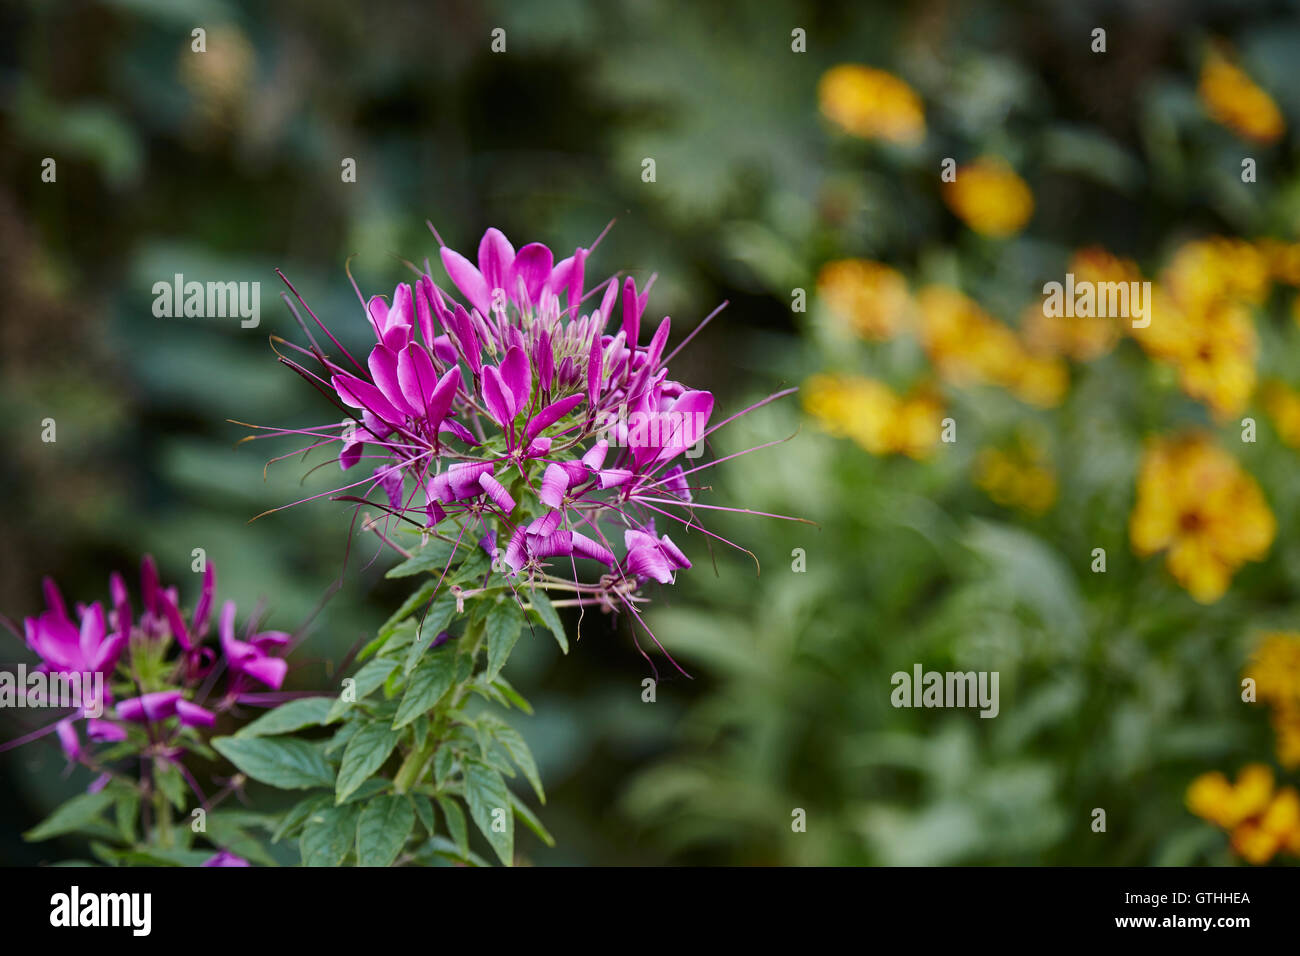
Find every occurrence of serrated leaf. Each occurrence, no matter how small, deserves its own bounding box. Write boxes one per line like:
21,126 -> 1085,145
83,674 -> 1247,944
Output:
492,677 -> 534,714
355,794 -> 415,867
528,590 -> 568,653
427,835 -> 489,867
237,697 -> 334,737
206,812 -> 277,866
155,758 -> 188,810
23,789 -> 116,842
412,795 -> 436,837
272,795 -> 332,844
492,723 -> 545,804
463,761 -> 514,866
392,649 -> 459,729
485,600 -> 524,681
327,658 -> 398,721
385,540 -> 456,578
510,792 -> 556,848
300,804 -> 360,867
403,598 -> 457,674
213,736 -> 334,790
433,745 -> 456,789
436,795 -> 469,859
335,721 -> 401,803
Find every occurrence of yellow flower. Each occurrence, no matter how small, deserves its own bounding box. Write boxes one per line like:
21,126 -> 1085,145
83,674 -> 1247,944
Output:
918,286 -> 1066,407
818,65 -> 925,145
817,259 -> 913,340
802,373 -> 943,459
1163,237 -> 1270,315
1260,381 -> 1300,448
1127,240 -> 1263,421
1198,48 -> 1284,145
974,436 -> 1057,515
1187,765 -> 1274,829
1022,247 -> 1134,361
1244,633 -> 1300,768
1129,433 -> 1274,603
942,157 -> 1034,238
1254,239 -> 1300,287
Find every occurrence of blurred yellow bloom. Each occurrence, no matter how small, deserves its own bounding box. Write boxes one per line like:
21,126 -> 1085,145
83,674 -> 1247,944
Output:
178,24 -> 255,130
942,157 -> 1034,238
1163,237 -> 1270,314
974,435 -> 1057,514
818,65 -> 925,145
803,373 -> 943,459
1129,433 -> 1274,603
1244,632 -> 1300,768
817,259 -> 913,340
1189,764 -> 1300,864
1187,765 -> 1300,863
1022,247 -> 1134,361
1260,380 -> 1300,448
1187,765 -> 1274,829
918,286 -> 1067,407
1254,239 -> 1300,287
1198,48 -> 1284,144
1127,239 -> 1263,421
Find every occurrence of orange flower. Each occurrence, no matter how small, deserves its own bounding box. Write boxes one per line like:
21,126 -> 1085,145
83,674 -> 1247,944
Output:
1198,48 -> 1284,144
1129,433 -> 1274,603
818,65 -> 925,145
942,157 -> 1034,238
817,259 -> 913,340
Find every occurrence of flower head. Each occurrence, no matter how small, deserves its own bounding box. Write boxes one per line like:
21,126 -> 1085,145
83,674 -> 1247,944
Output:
817,64 -> 926,145
1129,433 -> 1274,602
257,225 -> 801,670
941,157 -> 1034,238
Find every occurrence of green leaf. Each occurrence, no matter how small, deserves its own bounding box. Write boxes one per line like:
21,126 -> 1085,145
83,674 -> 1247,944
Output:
485,599 -> 524,681
385,539 -> 456,578
237,697 -> 334,737
355,794 -> 416,867
510,792 -> 556,848
335,721 -> 401,803
326,658 -> 398,721
392,649 -> 459,729
23,789 -> 116,842
300,804 -> 360,867
206,812 -> 277,866
491,677 -> 533,714
463,761 -> 514,866
528,590 -> 568,654
492,723 -> 545,804
403,598 -> 457,674
433,745 -> 456,789
412,795 -> 436,837
377,579 -> 437,635
436,795 -> 469,860
154,758 -> 188,810
272,795 -> 332,843
213,736 -> 335,790
111,783 -> 139,844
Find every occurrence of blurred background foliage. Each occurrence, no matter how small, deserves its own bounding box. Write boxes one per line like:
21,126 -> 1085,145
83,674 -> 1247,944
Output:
4,0 -> 1300,864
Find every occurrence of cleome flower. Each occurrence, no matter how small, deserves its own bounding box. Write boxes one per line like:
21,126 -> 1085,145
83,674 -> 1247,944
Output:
6,556 -> 293,796
250,224 -> 803,669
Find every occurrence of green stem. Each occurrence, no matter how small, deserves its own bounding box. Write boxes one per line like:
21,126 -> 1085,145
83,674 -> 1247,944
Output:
393,618 -> 486,794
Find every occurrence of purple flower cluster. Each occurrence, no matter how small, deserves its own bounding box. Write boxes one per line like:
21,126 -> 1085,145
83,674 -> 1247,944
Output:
260,225 -> 797,662
16,556 -> 290,779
